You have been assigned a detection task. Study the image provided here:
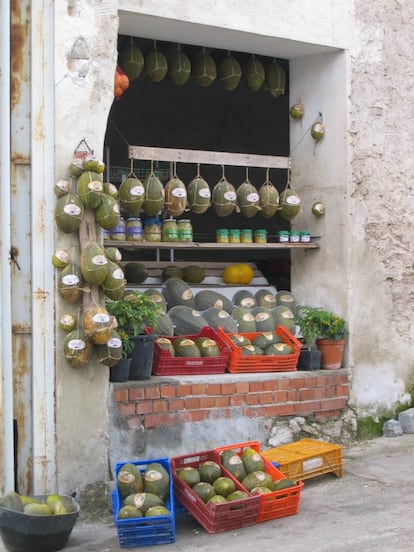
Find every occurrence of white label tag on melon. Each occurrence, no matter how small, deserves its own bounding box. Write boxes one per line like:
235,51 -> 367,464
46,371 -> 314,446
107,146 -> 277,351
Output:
62,274 -> 79,285
172,188 -> 186,197
88,181 -> 103,192
241,297 -> 255,308
145,469 -> 162,482
223,191 -> 236,201
264,294 -> 276,304
213,299 -> 224,309
255,312 -> 270,322
218,311 -> 229,319
282,310 -> 294,319
108,337 -> 122,348
134,494 -> 146,508
242,312 -> 255,322
112,268 -> 124,280
198,188 -> 211,198
130,185 -> 145,196
182,290 -> 193,301
286,195 -> 301,205
63,204 -> 82,216
68,339 -> 86,350
92,255 -> 108,266
55,249 -> 69,262
246,192 -> 259,202
92,313 -> 110,323
56,180 -> 70,192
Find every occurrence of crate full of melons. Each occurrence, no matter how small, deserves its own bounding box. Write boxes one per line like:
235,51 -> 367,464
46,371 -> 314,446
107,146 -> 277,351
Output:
112,457 -> 176,547
170,449 -> 260,533
217,325 -> 301,373
216,441 -> 304,523
152,326 -> 230,376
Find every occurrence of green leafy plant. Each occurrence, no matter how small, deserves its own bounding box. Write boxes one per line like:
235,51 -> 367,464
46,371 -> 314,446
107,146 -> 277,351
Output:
295,306 -> 347,350
106,291 -> 163,358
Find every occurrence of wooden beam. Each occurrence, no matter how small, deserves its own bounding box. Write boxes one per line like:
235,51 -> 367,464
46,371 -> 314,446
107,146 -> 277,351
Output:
129,145 -> 290,169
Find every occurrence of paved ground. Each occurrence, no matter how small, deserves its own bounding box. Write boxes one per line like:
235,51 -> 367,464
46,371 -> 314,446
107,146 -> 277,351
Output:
2,434 -> 414,551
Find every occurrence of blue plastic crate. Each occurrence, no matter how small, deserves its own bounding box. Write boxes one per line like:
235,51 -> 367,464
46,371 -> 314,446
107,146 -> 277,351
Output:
113,457 -> 176,548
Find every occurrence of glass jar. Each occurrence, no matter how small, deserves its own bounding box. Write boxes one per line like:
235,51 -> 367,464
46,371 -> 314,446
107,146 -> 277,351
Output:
110,217 -> 126,241
229,229 -> 241,243
300,231 -> 311,243
240,229 -> 253,243
216,229 -> 229,243
290,230 -> 300,243
254,229 -> 267,244
162,218 -> 179,242
144,218 -> 162,242
277,230 -> 289,243
177,219 -> 193,242
126,218 -> 143,241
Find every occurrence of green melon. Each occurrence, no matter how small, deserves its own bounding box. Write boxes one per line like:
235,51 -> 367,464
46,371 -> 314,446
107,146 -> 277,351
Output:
242,471 -> 273,491
162,265 -> 184,281
221,450 -> 247,482
195,337 -> 221,357
202,307 -> 238,333
236,180 -> 260,218
218,52 -> 241,91
58,263 -> 83,304
144,289 -> 168,313
54,179 -> 71,197
164,176 -> 187,217
77,171 -> 104,208
143,172 -> 164,216
155,337 -> 175,355
95,194 -> 120,231
241,448 -> 265,474
168,305 -> 208,336
123,262 -> 148,284
213,477 -> 236,498
212,178 -> 237,217
0,491 -> 23,512
192,482 -> 216,503
24,503 -> 53,515
229,334 -> 251,347
119,176 -> 145,217
145,505 -> 170,517
253,332 -> 282,349
126,493 -> 164,514
195,290 -> 233,313
253,307 -> 276,332
187,174 -> 211,214
255,289 -> 277,309
231,307 -> 256,333
173,338 -> 201,358
259,180 -> 279,219
101,260 -> 126,301
232,290 -> 257,309
80,242 -> 109,286
241,344 -> 263,356
155,313 -> 175,337
193,49 -> 216,87
118,505 -> 143,519
271,478 -> 297,490
117,463 -> 144,498
198,461 -> 222,484
63,328 -> 93,368
266,60 -> 286,99
168,46 -> 191,85
276,290 -> 297,315
279,188 -> 301,221
144,46 -> 168,83
95,330 -> 123,367
272,305 -> 296,334
144,463 -> 170,501
176,466 -> 200,487
264,342 -> 294,356
55,193 -> 84,233
207,495 -> 227,505
118,39 -> 144,81
103,182 -> 118,199
52,248 -> 70,269
243,55 -> 265,92
226,490 -> 249,502
83,303 -> 113,345
162,278 -> 195,308
105,246 -> 122,264
183,265 -> 206,284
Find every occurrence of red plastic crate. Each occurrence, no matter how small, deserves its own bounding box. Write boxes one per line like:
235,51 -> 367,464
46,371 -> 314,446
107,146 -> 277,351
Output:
152,326 -> 230,376
170,449 -> 260,533
216,441 -> 303,523
217,325 -> 301,373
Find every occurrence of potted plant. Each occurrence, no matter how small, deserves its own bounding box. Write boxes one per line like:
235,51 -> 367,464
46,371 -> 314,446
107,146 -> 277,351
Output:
295,306 -> 347,370
106,291 -> 163,380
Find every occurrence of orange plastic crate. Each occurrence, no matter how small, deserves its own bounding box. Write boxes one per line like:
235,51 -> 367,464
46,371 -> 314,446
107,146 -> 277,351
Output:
262,439 -> 343,481
152,327 -> 230,376
216,441 -> 303,523
170,449 -> 260,533
217,325 -> 301,373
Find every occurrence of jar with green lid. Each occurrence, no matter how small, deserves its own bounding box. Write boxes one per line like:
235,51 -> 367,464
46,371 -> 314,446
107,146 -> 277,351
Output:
126,218 -> 143,241
254,229 -> 267,244
177,219 -> 193,242
277,230 -> 289,243
144,218 -> 162,242
300,231 -> 311,243
216,229 -> 229,243
162,218 -> 179,242
240,229 -> 253,243
229,229 -> 241,243
290,230 -> 300,243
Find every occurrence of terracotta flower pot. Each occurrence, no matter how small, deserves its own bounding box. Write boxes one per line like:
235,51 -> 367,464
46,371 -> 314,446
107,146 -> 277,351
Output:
316,339 -> 346,370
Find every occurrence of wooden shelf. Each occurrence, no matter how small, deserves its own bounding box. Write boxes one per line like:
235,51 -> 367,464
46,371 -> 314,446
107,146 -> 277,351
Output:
104,240 -> 319,250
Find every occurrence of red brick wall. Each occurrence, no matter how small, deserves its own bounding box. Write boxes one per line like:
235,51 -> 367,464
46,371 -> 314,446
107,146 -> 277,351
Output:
113,370 -> 349,429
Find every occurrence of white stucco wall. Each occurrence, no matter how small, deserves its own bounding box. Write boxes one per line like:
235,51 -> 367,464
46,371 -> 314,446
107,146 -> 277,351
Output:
51,0 -> 414,492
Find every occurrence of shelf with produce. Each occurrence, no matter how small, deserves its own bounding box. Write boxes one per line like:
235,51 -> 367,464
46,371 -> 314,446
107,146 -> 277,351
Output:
104,240 -> 319,251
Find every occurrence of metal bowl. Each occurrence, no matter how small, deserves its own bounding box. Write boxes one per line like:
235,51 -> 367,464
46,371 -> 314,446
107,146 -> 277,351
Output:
0,495 -> 79,552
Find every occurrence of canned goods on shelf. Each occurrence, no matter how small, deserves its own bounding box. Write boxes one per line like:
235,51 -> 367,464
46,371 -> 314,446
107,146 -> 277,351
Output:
162,218 -> 179,242
240,229 -> 253,243
177,219 -> 193,242
254,229 -> 267,243
300,231 -> 311,243
229,229 -> 241,243
277,230 -> 290,243
110,217 -> 126,241
290,231 -> 300,243
144,218 -> 162,242
126,218 -> 143,241
216,229 -> 229,243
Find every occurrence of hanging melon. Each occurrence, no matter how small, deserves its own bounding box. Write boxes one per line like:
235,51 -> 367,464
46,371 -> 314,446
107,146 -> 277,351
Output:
193,48 -> 216,87
105,246 -> 122,264
95,330 -> 123,367
80,242 -> 109,287
103,182 -> 118,199
77,171 -> 104,209
212,174 -> 237,217
52,248 -> 70,269
266,60 -> 286,99
83,303 -> 113,345
164,173 -> 187,217
279,187 -> 301,221
118,38 -> 144,81
55,193 -> 84,233
218,52 -> 241,91
144,43 -> 168,83
54,179 -> 71,198
58,263 -> 83,304
168,45 -> 191,85
236,174 -> 261,218
119,174 -> 145,216
243,55 -> 265,92
63,328 -> 93,368
187,170 -> 211,214
95,194 -> 120,231
259,170 -> 279,219
101,260 -> 126,301
143,170 -> 164,216
59,313 -> 77,333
